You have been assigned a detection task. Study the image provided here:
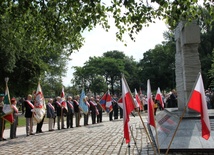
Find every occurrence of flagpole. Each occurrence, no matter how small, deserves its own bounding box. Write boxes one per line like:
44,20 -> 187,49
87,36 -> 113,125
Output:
165,105 -> 187,155
165,72 -> 201,155
121,74 -> 157,154
137,111 -> 157,155
154,125 -> 160,154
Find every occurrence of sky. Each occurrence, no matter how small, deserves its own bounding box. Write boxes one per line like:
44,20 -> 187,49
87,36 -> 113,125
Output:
62,19 -> 168,86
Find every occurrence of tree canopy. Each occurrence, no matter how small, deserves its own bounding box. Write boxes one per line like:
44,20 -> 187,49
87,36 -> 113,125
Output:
0,0 -> 214,96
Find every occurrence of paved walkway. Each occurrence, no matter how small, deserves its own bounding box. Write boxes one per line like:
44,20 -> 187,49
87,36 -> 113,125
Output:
1,112 -> 212,155
1,112 -> 154,155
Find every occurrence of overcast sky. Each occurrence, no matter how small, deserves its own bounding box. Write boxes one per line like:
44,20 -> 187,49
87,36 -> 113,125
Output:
62,19 -> 168,86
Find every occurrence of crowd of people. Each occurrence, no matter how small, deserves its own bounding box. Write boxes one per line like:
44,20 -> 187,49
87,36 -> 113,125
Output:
0,94 -> 112,141
0,88 -> 213,141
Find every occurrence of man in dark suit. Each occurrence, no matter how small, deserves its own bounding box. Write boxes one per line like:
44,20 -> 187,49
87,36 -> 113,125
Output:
73,95 -> 81,127
47,98 -> 55,131
112,95 -> 119,119
24,94 -> 35,136
89,97 -> 97,124
54,96 -> 65,130
96,96 -> 103,123
66,96 -> 74,128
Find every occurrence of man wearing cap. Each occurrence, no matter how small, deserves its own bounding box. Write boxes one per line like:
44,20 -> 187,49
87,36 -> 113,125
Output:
0,93 -> 6,141
10,97 -> 19,139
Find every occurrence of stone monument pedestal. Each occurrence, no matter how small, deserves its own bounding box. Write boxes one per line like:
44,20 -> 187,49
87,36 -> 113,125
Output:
148,109 -> 214,153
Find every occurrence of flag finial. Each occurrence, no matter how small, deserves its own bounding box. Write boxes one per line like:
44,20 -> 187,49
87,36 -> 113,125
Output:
5,77 -> 9,83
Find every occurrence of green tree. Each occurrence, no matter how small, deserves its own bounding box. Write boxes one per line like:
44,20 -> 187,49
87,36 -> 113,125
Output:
72,51 -> 139,95
1,0 -> 214,96
138,40 -> 176,91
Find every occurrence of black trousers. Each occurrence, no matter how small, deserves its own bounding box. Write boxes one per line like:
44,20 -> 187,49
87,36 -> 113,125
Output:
66,113 -> 74,128
36,115 -> 45,133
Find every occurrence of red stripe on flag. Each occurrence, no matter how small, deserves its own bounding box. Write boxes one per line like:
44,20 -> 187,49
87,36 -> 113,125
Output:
188,73 -> 211,140
122,76 -> 135,144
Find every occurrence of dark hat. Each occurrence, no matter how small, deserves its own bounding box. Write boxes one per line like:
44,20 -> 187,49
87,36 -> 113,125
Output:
0,93 -> 4,97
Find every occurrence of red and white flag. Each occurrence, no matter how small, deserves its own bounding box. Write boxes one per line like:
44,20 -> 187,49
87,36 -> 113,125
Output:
188,73 -> 211,140
122,75 -> 135,143
61,87 -> 67,111
135,89 -> 142,110
147,79 -> 156,127
117,97 -> 123,109
33,82 -> 46,123
155,87 -> 164,109
35,83 -> 45,108
99,90 -> 113,112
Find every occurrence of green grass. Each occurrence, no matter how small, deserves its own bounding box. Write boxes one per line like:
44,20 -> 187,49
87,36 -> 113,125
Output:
5,115 -> 48,129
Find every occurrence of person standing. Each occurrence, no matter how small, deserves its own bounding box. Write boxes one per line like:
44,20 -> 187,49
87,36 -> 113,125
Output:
10,98 -> 19,139
54,96 -> 65,130
112,95 -> 118,119
169,89 -> 177,107
89,96 -> 97,124
66,96 -> 74,128
24,94 -> 35,136
83,96 -> 90,126
47,98 -> 55,131
0,93 -> 6,141
73,95 -> 81,127
96,98 -> 103,123
143,95 -> 148,113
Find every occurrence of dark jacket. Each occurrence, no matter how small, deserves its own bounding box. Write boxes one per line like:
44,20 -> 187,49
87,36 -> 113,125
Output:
73,100 -> 80,113
24,100 -> 34,118
54,101 -> 62,116
67,101 -> 74,114
47,103 -> 56,118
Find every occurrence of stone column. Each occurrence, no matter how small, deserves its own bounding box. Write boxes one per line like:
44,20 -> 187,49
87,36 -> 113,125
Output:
174,21 -> 201,111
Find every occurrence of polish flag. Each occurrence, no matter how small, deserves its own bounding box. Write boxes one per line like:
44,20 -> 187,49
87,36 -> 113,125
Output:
147,79 -> 156,127
155,87 -> 164,109
188,73 -> 211,140
135,89 -> 142,110
122,75 -> 135,143
117,97 -> 123,109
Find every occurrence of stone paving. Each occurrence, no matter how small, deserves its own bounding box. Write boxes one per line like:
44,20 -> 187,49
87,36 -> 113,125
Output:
1,112 -> 154,155
1,112 -> 213,155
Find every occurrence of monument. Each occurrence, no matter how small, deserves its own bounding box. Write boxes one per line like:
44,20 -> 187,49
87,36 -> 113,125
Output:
175,20 -> 201,110
148,21 -> 214,153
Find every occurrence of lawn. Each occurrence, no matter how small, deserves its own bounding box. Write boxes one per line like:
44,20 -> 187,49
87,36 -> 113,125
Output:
5,114 -> 49,129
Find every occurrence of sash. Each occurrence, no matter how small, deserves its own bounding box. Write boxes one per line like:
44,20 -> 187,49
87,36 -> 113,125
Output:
67,101 -> 74,109
12,105 -> 18,113
48,103 -> 55,111
26,100 -> 34,109
73,100 -> 79,106
56,101 -> 61,107
90,101 -> 97,107
95,107 -> 99,115
86,101 -> 90,107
